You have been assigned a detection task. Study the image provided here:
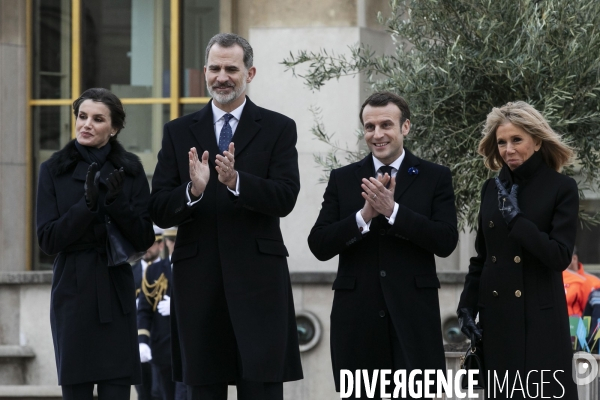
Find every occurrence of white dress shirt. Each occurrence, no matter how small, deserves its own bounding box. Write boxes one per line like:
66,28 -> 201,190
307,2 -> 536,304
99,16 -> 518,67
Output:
186,100 -> 246,206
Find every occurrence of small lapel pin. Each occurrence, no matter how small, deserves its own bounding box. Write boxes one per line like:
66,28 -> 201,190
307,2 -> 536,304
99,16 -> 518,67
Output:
408,167 -> 419,175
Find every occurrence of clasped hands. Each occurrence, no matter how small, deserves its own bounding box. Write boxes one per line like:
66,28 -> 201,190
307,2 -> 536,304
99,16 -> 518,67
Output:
189,143 -> 237,197
360,173 -> 396,223
84,163 -> 125,210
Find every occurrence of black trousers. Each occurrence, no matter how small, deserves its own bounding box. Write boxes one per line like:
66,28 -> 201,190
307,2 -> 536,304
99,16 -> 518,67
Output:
61,381 -> 131,400
186,349 -> 283,400
136,362 -> 160,400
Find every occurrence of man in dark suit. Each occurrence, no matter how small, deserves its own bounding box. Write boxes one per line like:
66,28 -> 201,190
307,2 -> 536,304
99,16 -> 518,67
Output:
308,92 -> 458,398
149,33 -> 302,400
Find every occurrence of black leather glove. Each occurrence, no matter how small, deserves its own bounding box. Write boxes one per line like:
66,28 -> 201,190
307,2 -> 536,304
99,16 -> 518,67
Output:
457,307 -> 483,343
495,177 -> 520,226
84,163 -> 101,210
105,167 -> 125,204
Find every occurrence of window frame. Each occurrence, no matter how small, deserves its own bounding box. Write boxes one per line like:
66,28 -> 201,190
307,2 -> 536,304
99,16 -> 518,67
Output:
26,0 -> 211,270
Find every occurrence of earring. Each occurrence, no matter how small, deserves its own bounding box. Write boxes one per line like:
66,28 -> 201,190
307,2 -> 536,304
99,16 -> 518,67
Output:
110,134 -> 115,137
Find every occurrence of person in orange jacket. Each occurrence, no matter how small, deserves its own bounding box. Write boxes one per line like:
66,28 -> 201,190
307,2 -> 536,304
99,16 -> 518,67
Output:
563,268 -> 587,317
570,246 -> 600,304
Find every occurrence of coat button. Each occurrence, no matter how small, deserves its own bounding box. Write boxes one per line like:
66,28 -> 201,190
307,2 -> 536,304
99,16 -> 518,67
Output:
514,256 -> 521,263
489,221 -> 494,228
380,229 -> 386,236
380,271 -> 386,277
491,256 -> 497,263
492,291 -> 498,297
379,310 -> 386,317
515,290 -> 522,297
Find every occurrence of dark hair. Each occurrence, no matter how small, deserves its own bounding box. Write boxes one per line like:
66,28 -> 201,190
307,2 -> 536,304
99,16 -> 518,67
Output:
72,88 -> 126,138
359,92 -> 411,126
205,33 -> 253,70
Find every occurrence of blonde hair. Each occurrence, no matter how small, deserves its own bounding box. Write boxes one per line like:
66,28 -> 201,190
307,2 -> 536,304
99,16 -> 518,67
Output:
478,101 -> 574,171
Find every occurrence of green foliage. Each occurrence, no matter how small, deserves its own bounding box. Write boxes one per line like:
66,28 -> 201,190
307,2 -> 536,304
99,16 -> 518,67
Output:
283,0 -> 600,230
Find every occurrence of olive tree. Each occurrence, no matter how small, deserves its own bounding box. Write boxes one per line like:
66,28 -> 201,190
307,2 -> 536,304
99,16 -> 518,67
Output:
283,0 -> 600,229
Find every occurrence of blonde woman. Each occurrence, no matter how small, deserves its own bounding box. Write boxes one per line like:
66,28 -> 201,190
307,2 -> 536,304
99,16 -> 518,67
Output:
457,101 -> 578,399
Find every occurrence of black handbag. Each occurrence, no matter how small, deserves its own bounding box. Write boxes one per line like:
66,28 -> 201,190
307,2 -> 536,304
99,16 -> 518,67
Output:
460,339 -> 486,391
105,216 -> 145,266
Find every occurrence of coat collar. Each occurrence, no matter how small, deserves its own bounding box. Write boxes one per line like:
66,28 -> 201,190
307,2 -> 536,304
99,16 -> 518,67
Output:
48,139 -> 142,178
189,96 -> 262,159
498,150 -> 545,186
355,148 -> 421,201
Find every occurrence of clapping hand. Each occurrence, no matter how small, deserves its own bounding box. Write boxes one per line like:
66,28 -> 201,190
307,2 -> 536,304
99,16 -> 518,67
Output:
189,147 -> 210,198
84,163 -> 100,210
360,173 -> 396,222
105,167 -> 125,204
216,142 -> 237,190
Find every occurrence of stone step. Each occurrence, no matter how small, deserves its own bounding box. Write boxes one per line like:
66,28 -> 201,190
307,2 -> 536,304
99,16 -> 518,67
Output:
0,346 -> 35,385
0,385 -> 62,400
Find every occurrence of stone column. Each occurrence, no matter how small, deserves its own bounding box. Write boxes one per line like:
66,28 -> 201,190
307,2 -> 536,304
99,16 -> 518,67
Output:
0,0 -> 28,272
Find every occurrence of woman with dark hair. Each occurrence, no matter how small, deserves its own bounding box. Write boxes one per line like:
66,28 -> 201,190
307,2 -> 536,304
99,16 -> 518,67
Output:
457,101 -> 578,399
37,88 -> 155,399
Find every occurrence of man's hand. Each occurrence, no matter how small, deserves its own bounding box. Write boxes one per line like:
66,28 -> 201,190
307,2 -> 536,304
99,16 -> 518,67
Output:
361,174 -> 396,218
189,147 -> 210,197
139,343 -> 152,363
157,295 -> 170,316
360,173 -> 391,223
216,142 -> 237,190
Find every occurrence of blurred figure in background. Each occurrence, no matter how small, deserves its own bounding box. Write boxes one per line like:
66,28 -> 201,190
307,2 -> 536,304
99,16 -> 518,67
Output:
138,227 -> 186,400
134,225 -> 164,400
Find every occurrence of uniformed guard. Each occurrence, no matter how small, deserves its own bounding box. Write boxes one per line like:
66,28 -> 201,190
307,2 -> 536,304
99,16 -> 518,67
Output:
134,225 -> 164,400
138,227 -> 186,400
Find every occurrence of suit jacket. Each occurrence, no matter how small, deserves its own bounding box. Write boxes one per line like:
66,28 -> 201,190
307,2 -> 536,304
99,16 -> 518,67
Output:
308,150 -> 458,392
149,97 -> 303,385
137,258 -> 173,366
37,140 -> 154,385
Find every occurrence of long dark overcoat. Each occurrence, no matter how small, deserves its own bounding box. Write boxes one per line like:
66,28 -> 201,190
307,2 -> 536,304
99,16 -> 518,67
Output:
308,150 -> 458,393
458,151 -> 578,399
149,98 -> 303,385
36,139 -> 155,385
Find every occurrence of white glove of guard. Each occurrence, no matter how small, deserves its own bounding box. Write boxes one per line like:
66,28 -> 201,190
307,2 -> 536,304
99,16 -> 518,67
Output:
157,295 -> 171,316
139,343 -> 152,363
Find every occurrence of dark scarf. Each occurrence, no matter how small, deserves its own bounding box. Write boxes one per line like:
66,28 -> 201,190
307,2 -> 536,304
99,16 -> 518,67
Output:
75,140 -> 112,167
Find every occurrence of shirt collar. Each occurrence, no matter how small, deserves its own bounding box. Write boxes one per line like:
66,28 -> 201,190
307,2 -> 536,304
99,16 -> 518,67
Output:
372,149 -> 405,173
211,98 -> 246,124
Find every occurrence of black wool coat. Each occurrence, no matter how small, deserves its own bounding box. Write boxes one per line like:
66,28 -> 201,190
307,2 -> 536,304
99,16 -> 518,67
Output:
308,150 -> 458,393
137,258 -> 173,366
37,139 -> 155,385
149,98 -> 303,385
458,151 -> 578,399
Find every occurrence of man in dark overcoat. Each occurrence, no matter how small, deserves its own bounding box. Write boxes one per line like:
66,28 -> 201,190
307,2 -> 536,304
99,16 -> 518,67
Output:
149,33 -> 302,399
308,92 -> 458,398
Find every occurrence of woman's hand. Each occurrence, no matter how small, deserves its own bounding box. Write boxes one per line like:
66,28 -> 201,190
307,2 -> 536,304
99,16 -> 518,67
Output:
106,167 -> 125,204
84,163 -> 101,210
495,177 -> 521,225
457,307 -> 483,343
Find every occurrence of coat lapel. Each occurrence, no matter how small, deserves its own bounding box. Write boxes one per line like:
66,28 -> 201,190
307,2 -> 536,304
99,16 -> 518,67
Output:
189,102 -> 220,158
354,155 -> 375,184
394,148 -> 420,202
231,97 -> 261,158
72,161 -> 89,182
